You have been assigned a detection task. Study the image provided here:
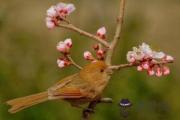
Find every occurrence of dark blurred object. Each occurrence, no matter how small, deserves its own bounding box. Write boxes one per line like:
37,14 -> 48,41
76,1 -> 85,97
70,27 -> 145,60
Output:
119,99 -> 132,118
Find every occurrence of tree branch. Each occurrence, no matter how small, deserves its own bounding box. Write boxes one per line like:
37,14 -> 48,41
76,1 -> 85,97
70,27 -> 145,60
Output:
58,24 -> 110,48
106,0 -> 126,65
67,55 -> 82,69
109,61 -> 174,70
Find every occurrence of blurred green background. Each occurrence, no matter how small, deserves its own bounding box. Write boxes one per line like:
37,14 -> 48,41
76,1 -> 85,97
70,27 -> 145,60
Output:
0,0 -> 180,120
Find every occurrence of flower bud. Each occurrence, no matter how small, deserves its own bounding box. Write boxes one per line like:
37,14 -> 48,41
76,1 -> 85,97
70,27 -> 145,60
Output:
142,62 -> 150,70
147,69 -> 155,76
93,44 -> 100,51
64,38 -> 72,48
156,67 -> 162,77
46,19 -> 56,29
163,66 -> 170,75
57,59 -> 66,68
127,51 -> 136,63
165,55 -> 174,61
56,38 -> 73,54
137,66 -> 143,71
57,58 -> 70,68
97,27 -> 106,39
84,51 -> 94,60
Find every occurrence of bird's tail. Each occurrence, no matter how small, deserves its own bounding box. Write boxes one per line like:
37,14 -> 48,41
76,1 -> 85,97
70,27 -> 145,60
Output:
6,91 -> 48,113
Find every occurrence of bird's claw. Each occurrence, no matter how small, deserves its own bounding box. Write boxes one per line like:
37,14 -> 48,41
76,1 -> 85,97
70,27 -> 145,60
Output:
83,108 -> 95,114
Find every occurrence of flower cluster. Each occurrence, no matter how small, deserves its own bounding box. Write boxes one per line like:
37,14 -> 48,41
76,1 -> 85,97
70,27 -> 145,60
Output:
83,27 -> 107,61
83,45 -> 106,61
56,38 -> 72,54
127,43 -> 174,77
46,3 -> 75,29
56,38 -> 73,68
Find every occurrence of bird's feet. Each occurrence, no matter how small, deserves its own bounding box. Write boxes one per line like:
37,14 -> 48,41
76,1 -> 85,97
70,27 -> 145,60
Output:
83,108 -> 95,114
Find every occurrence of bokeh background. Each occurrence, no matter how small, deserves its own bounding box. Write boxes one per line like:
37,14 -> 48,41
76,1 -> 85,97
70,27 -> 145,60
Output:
0,0 -> 180,120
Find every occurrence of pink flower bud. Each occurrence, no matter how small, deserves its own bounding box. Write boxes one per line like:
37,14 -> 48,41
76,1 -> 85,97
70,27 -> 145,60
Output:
142,62 -> 150,70
56,38 -> 73,54
84,51 -> 94,60
97,49 -> 105,56
156,67 -> 162,77
137,66 -> 143,71
93,44 -> 100,51
57,58 -> 70,68
46,19 -> 56,29
127,51 -> 136,63
64,38 -> 72,48
163,66 -> 170,75
57,59 -> 66,68
46,16 -> 59,29
96,49 -> 105,60
56,41 -> 67,53
97,27 -> 106,39
147,69 -> 155,76
129,57 -> 136,63
165,55 -> 174,61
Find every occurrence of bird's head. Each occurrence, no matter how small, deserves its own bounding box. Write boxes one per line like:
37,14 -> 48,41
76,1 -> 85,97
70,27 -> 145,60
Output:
79,61 -> 112,81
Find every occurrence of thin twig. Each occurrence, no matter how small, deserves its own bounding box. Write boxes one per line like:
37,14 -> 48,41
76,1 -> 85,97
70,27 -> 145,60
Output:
58,24 -> 110,48
106,0 -> 126,65
109,61 -> 174,70
67,55 -> 82,69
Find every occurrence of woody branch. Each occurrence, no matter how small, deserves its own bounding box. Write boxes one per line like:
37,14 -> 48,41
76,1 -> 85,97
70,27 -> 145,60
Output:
58,24 -> 110,48
82,0 -> 126,120
110,61 -> 174,70
105,0 -> 126,65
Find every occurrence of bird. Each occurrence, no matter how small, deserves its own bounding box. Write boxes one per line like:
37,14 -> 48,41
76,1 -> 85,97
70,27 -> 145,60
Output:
6,61 -> 111,113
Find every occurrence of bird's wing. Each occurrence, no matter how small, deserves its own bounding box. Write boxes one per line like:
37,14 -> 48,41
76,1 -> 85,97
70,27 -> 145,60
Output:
48,73 -> 78,92
49,87 -> 87,99
48,73 -> 89,99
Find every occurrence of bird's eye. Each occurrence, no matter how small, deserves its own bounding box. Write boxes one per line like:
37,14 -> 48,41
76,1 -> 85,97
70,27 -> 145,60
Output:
100,69 -> 104,73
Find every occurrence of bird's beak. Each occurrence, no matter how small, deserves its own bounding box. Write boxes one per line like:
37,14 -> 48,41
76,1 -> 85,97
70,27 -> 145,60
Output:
106,67 -> 113,75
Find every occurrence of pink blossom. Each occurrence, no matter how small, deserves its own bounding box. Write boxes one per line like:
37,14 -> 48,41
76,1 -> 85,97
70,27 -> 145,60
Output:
57,58 -> 71,68
57,59 -> 66,68
165,55 -> 174,61
153,51 -> 165,59
137,66 -> 143,71
163,66 -> 170,75
64,38 -> 72,48
47,6 -> 58,17
97,27 -> 106,39
142,61 -> 150,70
156,67 -> 163,77
56,3 -> 75,17
84,51 -> 94,60
127,51 -> 136,63
139,43 -> 153,57
56,38 -> 73,54
46,3 -> 75,29
46,19 -> 56,29
126,43 -> 174,77
147,69 -> 155,76
96,49 -> 105,60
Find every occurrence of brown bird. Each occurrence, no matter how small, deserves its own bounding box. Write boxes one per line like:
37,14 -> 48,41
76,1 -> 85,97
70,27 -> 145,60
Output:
7,61 -> 111,113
